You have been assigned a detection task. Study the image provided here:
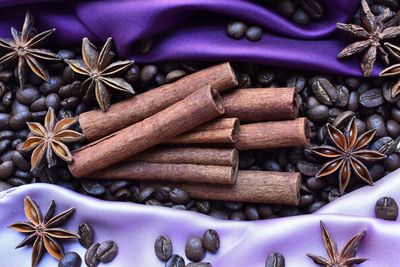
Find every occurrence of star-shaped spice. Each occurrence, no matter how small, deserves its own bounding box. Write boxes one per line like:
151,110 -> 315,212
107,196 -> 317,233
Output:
380,42 -> 400,98
336,0 -> 400,77
65,37 -> 135,111
307,221 -> 367,267
311,117 -> 386,194
0,11 -> 59,88
21,107 -> 84,170
9,196 -> 78,267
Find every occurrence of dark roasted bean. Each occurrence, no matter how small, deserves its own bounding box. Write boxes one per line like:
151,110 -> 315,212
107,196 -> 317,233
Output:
0,113 -> 10,130
186,263 -> 211,267
61,96 -> 79,109
155,235 -> 173,261
366,113 -> 387,138
12,151 -> 30,171
296,161 -> 319,176
277,0 -> 297,17
359,88 -> 384,108
16,86 -> 40,105
166,70 -> 187,84
335,85 -> 349,107
81,180 -> 106,196
0,139 -> 10,154
166,255 -> 185,267
299,194 -> 315,208
46,93 -> 61,111
209,209 -> 229,220
292,8 -> 310,25
135,38 -> 152,54
245,205 -> 260,220
140,65 -> 157,83
307,201 -> 326,213
307,104 -> 329,122
124,65 -> 140,84
185,236 -> 205,262
287,74 -> 306,93
375,197 -> 398,221
139,187 -> 156,202
0,181 -> 11,192
30,97 -> 46,111
96,240 -> 118,263
0,161 -> 14,180
58,252 -> 82,267
169,188 -> 190,205
230,211 -> 246,220
312,78 -> 338,106
202,229 -> 220,253
85,243 -> 100,267
245,26 -> 263,41
2,91 -> 13,107
383,153 -> 400,171
386,119 -> 400,137
78,223 -> 95,249
262,160 -> 282,172
10,111 -> 30,130
40,76 -> 63,94
265,252 -> 285,267
227,21 -> 247,39
7,177 -> 28,186
300,0 -> 324,18
14,170 -> 31,179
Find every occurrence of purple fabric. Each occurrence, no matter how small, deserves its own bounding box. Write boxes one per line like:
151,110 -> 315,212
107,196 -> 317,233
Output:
0,0 -> 376,76
1,169 -> 400,266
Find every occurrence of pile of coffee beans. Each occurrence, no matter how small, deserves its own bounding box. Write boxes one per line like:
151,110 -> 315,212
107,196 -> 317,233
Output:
226,21 -> 263,42
154,229 -> 219,266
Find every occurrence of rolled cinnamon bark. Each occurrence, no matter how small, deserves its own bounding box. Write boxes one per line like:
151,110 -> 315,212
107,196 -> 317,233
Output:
130,147 -> 238,166
87,162 -> 238,185
167,118 -> 239,144
79,62 -> 238,141
142,171 -> 301,205
222,88 -> 299,122
236,118 -> 310,150
69,86 -> 225,178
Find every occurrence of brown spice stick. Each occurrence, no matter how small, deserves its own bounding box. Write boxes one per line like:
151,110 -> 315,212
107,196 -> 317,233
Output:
79,62 -> 238,141
222,88 -> 299,122
236,118 -> 310,150
130,147 -> 238,166
142,171 -> 301,205
69,86 -> 225,178
87,162 -> 238,185
166,118 -> 239,144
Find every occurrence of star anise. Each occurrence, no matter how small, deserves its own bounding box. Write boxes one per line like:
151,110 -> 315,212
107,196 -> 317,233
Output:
311,117 -> 386,194
307,221 -> 367,267
65,37 -> 135,111
379,42 -> 400,98
336,0 -> 400,77
9,196 -> 78,267
0,11 -> 59,88
21,107 -> 84,170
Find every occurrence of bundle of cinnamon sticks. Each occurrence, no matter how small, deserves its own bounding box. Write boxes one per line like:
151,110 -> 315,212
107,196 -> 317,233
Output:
69,62 -> 310,206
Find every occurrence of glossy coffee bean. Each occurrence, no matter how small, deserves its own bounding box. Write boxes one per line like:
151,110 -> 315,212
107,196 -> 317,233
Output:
40,76 -> 63,94
78,223 -> 95,249
202,229 -> 220,253
96,240 -> 118,263
155,235 -> 173,261
245,26 -> 263,41
46,93 -> 61,110
227,21 -> 247,39
266,252 -> 285,267
10,111 -> 31,130
12,151 -> 30,171
0,139 -> 10,154
166,70 -> 186,83
375,197 -> 398,221
16,86 -> 40,105
307,105 -> 329,122
169,188 -> 190,205
292,9 -> 310,25
359,88 -> 384,108
166,254 -> 185,267
383,153 -> 400,171
30,97 -> 46,111
124,65 -> 140,84
85,243 -> 100,267
312,78 -> 338,106
0,113 -> 10,130
366,113 -> 387,138
0,161 -> 14,180
185,236 -> 205,262
386,119 -> 400,137
81,180 -> 106,196
140,65 -> 157,83
58,252 -> 82,267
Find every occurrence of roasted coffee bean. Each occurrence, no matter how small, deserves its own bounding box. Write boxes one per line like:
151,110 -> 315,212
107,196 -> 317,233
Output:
166,70 -> 187,84
258,205 -> 274,218
196,201 -> 211,214
279,206 -> 302,216
383,153 -> 400,171
306,96 -> 320,109
224,201 -> 243,211
0,139 -> 10,154
166,254 -> 185,267
245,205 -> 260,220
277,0 -> 297,18
299,194 -> 315,208
85,243 -> 100,267
12,151 -> 30,171
262,160 -> 282,172
0,113 -> 10,130
391,107 -> 400,123
312,78 -> 338,106
230,211 -> 246,220
58,252 -> 82,267
81,180 -> 106,196
375,197 -> 398,221
169,188 -> 190,205
239,151 -> 255,169
140,65 -> 158,83
14,170 -> 31,179
202,229 -> 220,253
226,21 -> 247,40
307,201 -> 326,213
186,263 -> 211,267
359,88 -> 384,108
31,111 -> 47,121
139,187 -> 156,202
265,252 -> 285,267
40,76 -> 63,94
296,161 -> 319,176
78,223 -> 95,249
335,85 -> 349,107
0,181 -> 11,192
155,235 -> 173,261
348,91 -> 359,111
46,93 -> 61,110
61,96 -> 79,109
0,161 -> 14,180
7,177 -> 28,186
10,111 -> 31,130
16,86 -> 40,105
386,119 -> 400,137
96,240 -> 118,263
2,91 -> 13,107
245,26 -> 263,41
300,0 -> 324,19
292,8 -> 310,25
209,209 -> 229,220
124,65 -> 140,84
286,74 -> 306,93
185,236 -> 205,262
30,97 -> 46,111
12,100 -> 29,115
154,73 -> 166,86
307,104 -> 329,122
135,38 -> 152,54
0,130 -> 13,140
366,113 -> 387,138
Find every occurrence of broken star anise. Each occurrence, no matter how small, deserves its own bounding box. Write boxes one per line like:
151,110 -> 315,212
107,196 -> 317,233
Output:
9,196 -> 78,267
21,107 -> 84,170
65,37 -> 135,112
336,0 -> 400,77
307,221 -> 367,267
379,42 -> 400,98
311,117 -> 386,194
0,11 -> 59,88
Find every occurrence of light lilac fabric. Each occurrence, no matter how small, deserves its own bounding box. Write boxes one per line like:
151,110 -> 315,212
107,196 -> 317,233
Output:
0,169 -> 400,266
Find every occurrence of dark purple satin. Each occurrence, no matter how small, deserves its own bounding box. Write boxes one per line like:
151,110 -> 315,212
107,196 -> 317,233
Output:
0,0 -> 373,76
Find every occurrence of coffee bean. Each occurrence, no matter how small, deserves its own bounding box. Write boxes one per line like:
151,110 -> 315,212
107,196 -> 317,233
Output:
40,76 -> 63,94
135,38 -> 152,54
139,187 -> 156,202
0,139 -> 10,154
375,197 -> 398,221
155,235 -> 173,261
166,70 -> 187,84
0,130 -> 13,140
30,97 -> 46,111
3,91 -> 13,107
0,113 -> 10,130
10,111 -> 31,130
307,201 -> 326,213
58,252 -> 82,267
209,209 -> 229,220
46,93 -> 61,111
286,74 -> 306,93
227,21 -> 248,40
257,72 -> 275,86
78,223 -> 95,249
307,105 -> 329,122
202,229 -> 220,253
96,240 -> 118,263
265,252 -> 285,267
245,26 -> 263,42
0,161 -> 14,180
348,91 -> 359,111
31,111 -> 46,121
386,119 -> 400,137
292,9 -> 311,25
169,188 -> 190,205
124,65 -> 140,84
230,211 -> 246,220
14,170 -> 31,179
277,0 -> 296,17
312,78 -> 338,106
81,180 -> 106,196
296,161 -> 319,176
16,86 -> 40,105
140,65 -> 157,83
12,151 -> 30,171
185,236 -> 205,262
335,85 -> 349,107
196,201 -> 211,214
359,88 -> 384,108
366,113 -> 387,138
186,263 -> 211,267
300,0 -> 324,19
61,96 -> 79,110
85,243 -> 100,267
262,160 -> 282,172
166,254 -> 185,267
0,181 -> 11,192
7,177 -> 28,186
383,153 -> 400,171
299,194 -> 315,208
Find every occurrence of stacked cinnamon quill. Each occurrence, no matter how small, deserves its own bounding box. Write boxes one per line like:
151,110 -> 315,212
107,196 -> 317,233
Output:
69,63 -> 310,206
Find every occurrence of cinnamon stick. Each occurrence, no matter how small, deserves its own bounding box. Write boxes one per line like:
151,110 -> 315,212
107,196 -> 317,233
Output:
87,162 -> 238,185
236,118 -> 310,150
222,88 -> 299,122
69,86 -> 225,178
131,147 -> 238,166
79,62 -> 238,141
142,171 -> 301,205
166,118 -> 239,144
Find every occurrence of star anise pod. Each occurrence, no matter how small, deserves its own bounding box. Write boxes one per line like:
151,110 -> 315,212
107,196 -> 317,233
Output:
65,37 -> 135,111
337,0 -> 400,77
379,42 -> 400,98
311,117 -> 386,194
0,11 -> 60,88
21,107 -> 84,170
307,221 -> 367,267
9,196 -> 78,267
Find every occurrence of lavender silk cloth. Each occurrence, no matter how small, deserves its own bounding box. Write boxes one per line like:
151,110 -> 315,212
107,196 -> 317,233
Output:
1,169 -> 400,266
0,0 -> 379,76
